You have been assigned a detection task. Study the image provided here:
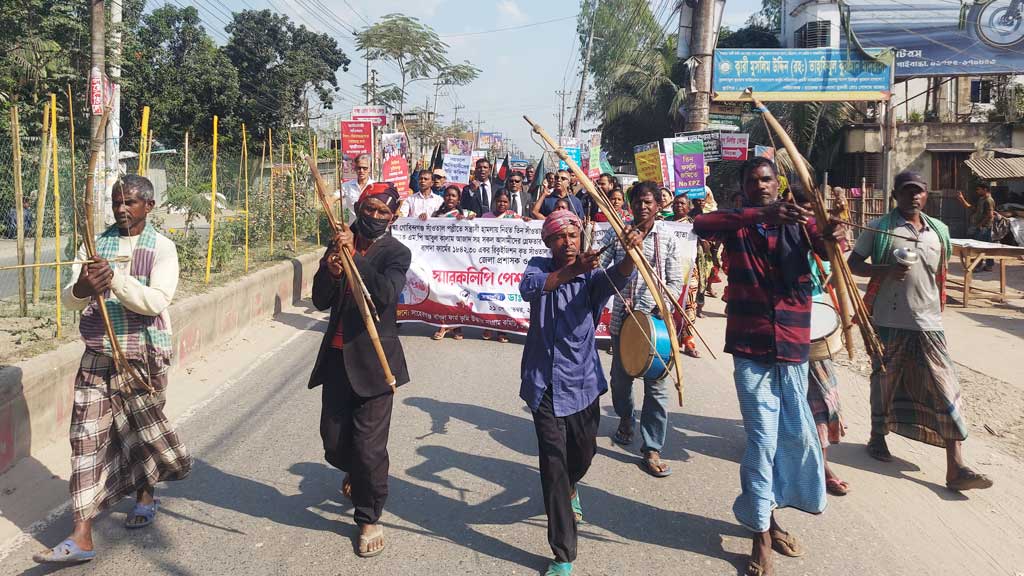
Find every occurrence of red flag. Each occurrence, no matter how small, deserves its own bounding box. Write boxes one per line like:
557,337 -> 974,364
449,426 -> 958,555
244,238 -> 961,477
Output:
496,152 -> 511,181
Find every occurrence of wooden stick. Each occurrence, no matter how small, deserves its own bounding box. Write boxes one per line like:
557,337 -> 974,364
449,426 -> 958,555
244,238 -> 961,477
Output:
0,256 -> 129,272
67,84 -> 79,253
746,91 -> 885,363
34,101 -> 52,304
524,115 -> 686,407
11,106 -> 27,315
304,153 -> 397,392
835,218 -> 920,242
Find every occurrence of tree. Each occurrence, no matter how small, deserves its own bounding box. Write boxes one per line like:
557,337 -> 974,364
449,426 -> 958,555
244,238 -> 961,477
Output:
121,5 -> 240,147
225,9 -> 350,138
355,14 -> 479,120
718,25 -> 780,49
747,0 -> 782,31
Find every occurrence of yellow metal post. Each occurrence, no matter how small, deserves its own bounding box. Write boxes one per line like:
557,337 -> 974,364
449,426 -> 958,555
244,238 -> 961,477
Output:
242,123 -> 249,273
137,105 -> 150,176
50,95 -> 62,336
288,132 -> 297,251
268,128 -> 274,255
204,116 -> 218,283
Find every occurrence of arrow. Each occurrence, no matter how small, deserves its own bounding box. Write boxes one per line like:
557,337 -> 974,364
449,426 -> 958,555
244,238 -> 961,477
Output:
721,147 -> 746,160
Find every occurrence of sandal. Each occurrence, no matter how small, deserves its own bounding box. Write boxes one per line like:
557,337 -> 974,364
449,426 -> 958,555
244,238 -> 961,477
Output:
612,422 -> 634,446
744,559 -> 767,576
683,347 -> 701,358
866,437 -> 893,462
769,528 -> 804,557
32,539 -> 96,564
826,477 -> 850,496
125,499 -> 159,529
496,333 -> 510,344
357,525 -> 385,558
946,467 -> 994,492
545,561 -> 573,576
570,490 -> 583,523
342,474 -> 352,500
452,328 -> 464,341
641,451 -> 672,478
431,327 -> 449,341
481,330 -> 493,340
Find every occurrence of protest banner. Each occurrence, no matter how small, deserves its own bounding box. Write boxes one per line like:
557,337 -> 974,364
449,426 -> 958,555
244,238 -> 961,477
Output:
676,130 -> 721,162
340,120 -> 373,181
661,153 -> 671,188
720,132 -> 749,161
381,132 -> 408,160
443,154 -> 472,185
391,219 -> 696,337
672,139 -> 707,198
634,142 -> 662,184
559,146 -> 582,170
382,155 -> 411,198
478,132 -> 503,150
663,137 -> 679,187
510,158 -> 529,172
470,150 -> 488,174
447,137 -> 473,155
755,145 -> 775,159
588,133 -> 602,178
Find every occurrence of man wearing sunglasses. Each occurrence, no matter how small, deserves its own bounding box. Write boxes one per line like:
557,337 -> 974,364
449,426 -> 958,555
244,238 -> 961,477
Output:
504,174 -> 532,219
532,169 -> 584,219
431,168 -> 448,196
339,154 -> 375,222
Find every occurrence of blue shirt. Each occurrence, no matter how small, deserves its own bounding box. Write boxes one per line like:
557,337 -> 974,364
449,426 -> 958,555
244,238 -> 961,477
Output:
540,194 -> 585,218
519,256 -> 635,416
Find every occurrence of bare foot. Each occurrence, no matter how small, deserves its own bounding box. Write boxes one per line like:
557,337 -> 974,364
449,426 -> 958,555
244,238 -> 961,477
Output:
747,531 -> 773,575
358,524 -> 385,558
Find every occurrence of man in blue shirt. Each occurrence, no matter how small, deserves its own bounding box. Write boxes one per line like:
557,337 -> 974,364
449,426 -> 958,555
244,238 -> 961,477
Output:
519,210 -> 639,576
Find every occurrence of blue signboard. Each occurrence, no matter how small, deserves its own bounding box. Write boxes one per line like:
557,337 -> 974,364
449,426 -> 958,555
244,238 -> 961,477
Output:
559,147 -> 582,170
844,1 -> 1024,78
713,48 -> 892,102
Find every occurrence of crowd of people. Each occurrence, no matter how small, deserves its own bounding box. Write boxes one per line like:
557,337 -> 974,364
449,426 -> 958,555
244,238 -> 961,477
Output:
33,156 -> 994,576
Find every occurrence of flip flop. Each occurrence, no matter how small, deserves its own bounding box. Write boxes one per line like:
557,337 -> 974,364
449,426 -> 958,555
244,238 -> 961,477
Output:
357,526 -> 385,558
946,467 -> 994,492
641,453 -> 673,478
612,426 -> 634,446
866,438 -> 893,462
570,490 -> 583,523
481,330 -> 493,340
431,328 -> 448,341
826,477 -> 850,496
769,528 -> 804,557
125,499 -> 159,529
32,539 -> 96,564
496,333 -> 510,343
452,329 -> 464,341
744,559 -> 767,576
342,475 -> 352,500
545,561 -> 573,576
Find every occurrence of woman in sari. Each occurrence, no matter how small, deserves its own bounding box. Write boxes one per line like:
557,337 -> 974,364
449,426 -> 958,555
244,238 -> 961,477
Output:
431,185 -> 474,341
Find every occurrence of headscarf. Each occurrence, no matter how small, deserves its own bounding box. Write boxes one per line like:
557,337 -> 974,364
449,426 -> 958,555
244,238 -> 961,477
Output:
542,209 -> 582,241
357,182 -> 401,213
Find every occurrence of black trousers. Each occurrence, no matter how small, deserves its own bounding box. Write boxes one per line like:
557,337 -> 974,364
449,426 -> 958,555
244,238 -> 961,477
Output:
320,348 -> 394,525
532,389 -> 601,563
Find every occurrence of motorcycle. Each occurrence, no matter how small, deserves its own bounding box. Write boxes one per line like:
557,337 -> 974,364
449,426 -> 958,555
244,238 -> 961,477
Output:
975,0 -> 1024,48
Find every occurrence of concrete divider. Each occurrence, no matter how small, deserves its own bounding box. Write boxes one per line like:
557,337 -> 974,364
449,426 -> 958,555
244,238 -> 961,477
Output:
0,251 -> 322,475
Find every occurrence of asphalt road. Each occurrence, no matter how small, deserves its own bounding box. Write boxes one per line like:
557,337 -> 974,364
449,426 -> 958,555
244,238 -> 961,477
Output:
3,299 -> 1023,575
0,242 -> 58,300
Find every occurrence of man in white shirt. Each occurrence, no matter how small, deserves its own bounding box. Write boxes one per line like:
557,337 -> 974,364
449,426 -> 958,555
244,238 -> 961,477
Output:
338,154 -> 374,223
401,169 -> 444,219
36,175 -> 190,564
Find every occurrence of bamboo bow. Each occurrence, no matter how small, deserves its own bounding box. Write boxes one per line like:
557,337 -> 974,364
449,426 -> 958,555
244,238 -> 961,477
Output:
523,116 -> 685,406
82,108 -> 152,393
743,91 -> 885,364
304,154 -> 397,393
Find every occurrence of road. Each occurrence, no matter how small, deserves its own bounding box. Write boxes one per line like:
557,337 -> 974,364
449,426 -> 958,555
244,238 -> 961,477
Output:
1,297 -> 1023,575
0,241 -> 58,300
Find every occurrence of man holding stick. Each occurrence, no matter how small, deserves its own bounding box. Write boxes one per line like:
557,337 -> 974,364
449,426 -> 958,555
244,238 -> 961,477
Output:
849,171 -> 992,492
36,175 -> 190,564
601,181 -> 684,478
693,158 -> 845,576
519,210 -> 640,576
309,183 -> 411,557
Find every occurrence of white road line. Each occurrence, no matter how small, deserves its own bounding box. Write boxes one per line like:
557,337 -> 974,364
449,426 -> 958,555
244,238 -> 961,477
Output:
0,315 -> 321,562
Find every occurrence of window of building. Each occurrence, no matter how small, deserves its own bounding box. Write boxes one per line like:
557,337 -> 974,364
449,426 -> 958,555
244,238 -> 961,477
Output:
794,21 -> 831,48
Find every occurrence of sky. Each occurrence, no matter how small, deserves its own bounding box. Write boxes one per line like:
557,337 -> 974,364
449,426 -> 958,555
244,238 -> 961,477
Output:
199,0 -> 762,157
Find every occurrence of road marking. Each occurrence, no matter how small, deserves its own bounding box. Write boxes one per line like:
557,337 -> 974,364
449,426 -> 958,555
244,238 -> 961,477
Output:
0,315 -> 321,562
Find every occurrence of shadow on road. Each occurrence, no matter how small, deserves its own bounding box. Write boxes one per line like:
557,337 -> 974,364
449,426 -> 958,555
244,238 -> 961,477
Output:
828,442 -> 967,501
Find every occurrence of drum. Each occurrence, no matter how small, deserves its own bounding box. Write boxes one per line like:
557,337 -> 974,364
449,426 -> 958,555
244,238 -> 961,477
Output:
618,311 -> 675,380
809,301 -> 843,361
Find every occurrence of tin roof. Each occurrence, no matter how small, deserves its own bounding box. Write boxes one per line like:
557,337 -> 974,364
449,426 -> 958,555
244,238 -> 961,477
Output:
965,157 -> 1024,181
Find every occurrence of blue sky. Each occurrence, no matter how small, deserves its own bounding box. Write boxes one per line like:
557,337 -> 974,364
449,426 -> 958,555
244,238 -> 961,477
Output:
201,0 -> 762,157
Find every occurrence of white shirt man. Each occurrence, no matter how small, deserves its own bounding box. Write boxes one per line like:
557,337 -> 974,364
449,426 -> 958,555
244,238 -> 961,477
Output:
337,154 -> 374,220
401,171 -> 444,218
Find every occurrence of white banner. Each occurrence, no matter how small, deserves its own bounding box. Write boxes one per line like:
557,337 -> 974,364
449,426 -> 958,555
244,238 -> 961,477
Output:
393,218 -> 697,336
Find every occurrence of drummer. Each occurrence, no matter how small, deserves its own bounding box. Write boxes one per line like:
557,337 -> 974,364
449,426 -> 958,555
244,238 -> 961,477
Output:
600,181 -> 684,478
692,157 -> 847,576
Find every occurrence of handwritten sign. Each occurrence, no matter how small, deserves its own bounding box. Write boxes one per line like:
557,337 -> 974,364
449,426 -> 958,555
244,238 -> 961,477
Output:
443,154 -> 471,186
672,139 -> 706,198
634,142 -> 662,185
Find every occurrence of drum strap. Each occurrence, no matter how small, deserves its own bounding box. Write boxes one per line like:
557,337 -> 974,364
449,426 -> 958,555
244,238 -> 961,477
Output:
626,231 -> 664,316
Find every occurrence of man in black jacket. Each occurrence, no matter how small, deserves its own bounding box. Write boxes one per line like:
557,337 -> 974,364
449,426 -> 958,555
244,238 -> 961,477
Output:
460,157 -> 503,215
309,183 -> 411,558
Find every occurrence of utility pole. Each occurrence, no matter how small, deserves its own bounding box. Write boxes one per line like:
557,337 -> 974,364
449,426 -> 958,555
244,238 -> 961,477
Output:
684,0 -> 717,131
475,113 -> 482,149
452,103 -> 465,128
364,48 -> 371,104
555,90 -> 571,143
104,0 -> 122,226
571,0 -> 599,140
89,0 -> 106,229
369,69 -> 379,104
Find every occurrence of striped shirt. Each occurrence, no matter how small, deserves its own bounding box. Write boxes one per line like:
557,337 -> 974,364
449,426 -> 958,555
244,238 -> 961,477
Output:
599,226 -> 683,336
692,208 -> 828,363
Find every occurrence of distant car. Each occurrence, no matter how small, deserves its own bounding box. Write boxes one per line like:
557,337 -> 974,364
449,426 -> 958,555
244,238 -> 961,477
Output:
614,173 -> 639,189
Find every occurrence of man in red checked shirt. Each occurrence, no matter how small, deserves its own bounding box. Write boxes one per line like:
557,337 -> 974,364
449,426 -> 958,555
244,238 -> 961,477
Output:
693,157 -> 846,576
308,183 -> 411,559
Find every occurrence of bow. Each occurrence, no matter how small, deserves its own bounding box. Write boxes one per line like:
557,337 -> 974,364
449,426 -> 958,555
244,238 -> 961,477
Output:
304,154 -> 397,393
744,91 -> 885,363
82,108 -> 151,393
523,116 -> 685,406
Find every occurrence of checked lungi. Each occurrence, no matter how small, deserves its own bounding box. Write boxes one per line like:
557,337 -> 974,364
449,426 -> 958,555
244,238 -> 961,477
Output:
870,327 -> 968,447
70,350 -> 191,522
807,359 -> 845,446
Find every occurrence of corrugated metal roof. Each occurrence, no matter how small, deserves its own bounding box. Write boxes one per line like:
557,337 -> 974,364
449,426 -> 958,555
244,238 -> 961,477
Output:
986,147 -> 1024,157
965,157 -> 1024,180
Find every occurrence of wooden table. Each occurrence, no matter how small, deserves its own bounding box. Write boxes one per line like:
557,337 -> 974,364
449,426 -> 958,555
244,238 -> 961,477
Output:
951,239 -> 1024,307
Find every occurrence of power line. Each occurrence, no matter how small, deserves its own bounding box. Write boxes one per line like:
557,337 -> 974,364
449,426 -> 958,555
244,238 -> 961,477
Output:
439,15 -> 577,38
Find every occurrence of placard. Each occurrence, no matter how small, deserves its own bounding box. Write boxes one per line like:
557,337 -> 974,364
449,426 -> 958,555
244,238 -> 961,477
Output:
382,156 -> 410,199
720,133 -> 749,161
633,142 -> 662,184
446,138 -> 473,156
352,105 -> 387,125
381,132 -> 408,160
676,130 -> 721,162
443,154 -> 471,185
672,139 -> 706,198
